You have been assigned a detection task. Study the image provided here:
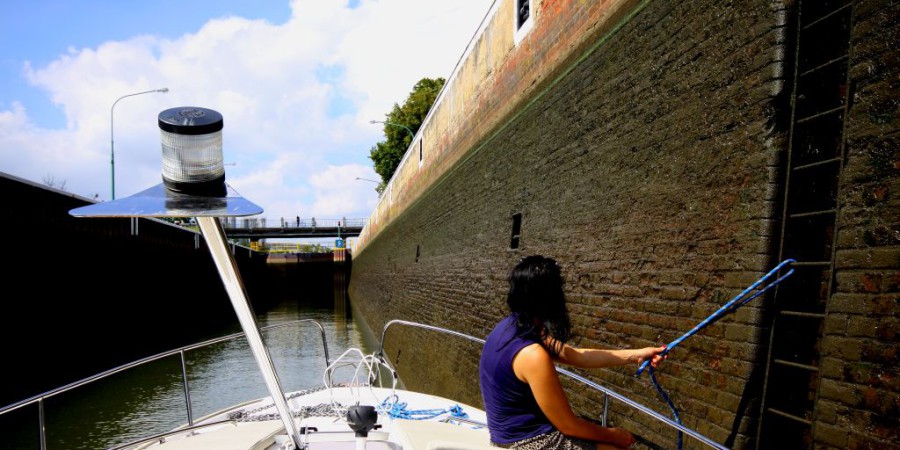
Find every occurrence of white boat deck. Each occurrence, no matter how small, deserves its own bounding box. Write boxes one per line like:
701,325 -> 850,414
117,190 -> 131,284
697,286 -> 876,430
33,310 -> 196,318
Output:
138,386 -> 491,450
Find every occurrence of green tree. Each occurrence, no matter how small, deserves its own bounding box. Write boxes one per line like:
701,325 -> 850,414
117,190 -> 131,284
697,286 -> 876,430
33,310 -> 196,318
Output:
369,77 -> 445,190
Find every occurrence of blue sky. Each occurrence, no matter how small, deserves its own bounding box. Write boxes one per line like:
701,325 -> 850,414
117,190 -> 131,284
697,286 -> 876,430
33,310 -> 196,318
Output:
1,1 -> 294,129
0,0 -> 490,237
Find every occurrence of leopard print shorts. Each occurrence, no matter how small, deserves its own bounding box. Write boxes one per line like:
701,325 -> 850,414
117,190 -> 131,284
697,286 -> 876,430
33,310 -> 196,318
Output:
491,430 -> 595,450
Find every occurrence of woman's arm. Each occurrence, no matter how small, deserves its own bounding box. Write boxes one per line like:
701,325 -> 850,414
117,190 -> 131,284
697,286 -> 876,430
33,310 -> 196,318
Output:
513,343 -> 635,448
552,341 -> 666,369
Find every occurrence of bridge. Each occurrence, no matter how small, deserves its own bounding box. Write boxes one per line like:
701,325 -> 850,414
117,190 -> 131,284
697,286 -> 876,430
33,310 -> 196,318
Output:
221,217 -> 366,239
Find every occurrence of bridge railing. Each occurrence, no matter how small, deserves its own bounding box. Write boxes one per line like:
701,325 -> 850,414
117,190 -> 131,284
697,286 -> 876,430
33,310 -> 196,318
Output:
261,242 -> 351,253
220,217 -> 367,229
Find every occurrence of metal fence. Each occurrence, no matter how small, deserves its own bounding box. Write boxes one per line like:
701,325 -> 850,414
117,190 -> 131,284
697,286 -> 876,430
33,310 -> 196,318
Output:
220,217 -> 367,229
261,242 -> 351,253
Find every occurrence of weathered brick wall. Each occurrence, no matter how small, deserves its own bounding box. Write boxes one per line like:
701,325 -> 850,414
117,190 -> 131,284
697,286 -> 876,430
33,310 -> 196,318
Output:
818,0 -> 900,448
350,0 -> 899,449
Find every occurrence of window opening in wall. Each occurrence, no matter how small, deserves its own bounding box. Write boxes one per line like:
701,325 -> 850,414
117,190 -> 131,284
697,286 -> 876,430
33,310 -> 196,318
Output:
510,213 -> 522,249
513,0 -> 533,44
418,139 -> 423,165
415,244 -> 420,263
516,0 -> 530,28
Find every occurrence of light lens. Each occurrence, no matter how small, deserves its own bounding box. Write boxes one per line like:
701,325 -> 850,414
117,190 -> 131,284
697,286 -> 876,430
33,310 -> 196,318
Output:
160,129 -> 224,184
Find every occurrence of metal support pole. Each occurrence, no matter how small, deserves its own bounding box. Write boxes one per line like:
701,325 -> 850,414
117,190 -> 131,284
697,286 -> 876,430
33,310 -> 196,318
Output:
179,350 -> 194,426
38,398 -> 46,450
601,394 -> 609,427
195,216 -> 302,448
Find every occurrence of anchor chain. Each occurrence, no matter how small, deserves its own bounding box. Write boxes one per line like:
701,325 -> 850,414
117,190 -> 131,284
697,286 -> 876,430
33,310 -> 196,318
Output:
227,386 -> 337,422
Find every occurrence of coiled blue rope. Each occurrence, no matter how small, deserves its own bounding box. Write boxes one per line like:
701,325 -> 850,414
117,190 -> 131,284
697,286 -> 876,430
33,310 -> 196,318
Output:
635,259 -> 795,449
380,396 -> 469,421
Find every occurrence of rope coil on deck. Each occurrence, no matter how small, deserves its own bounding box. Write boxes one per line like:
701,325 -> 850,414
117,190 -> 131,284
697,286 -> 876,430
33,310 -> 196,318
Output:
379,395 -> 470,421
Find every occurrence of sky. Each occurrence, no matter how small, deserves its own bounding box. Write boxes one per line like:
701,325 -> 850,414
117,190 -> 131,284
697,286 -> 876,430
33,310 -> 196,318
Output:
0,0 -> 492,238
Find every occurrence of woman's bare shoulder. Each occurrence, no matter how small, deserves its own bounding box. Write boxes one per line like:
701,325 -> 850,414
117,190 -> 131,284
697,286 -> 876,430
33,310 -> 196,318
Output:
513,343 -> 556,380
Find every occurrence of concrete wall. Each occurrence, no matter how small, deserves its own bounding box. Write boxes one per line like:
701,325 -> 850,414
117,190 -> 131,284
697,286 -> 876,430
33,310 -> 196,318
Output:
349,0 -> 898,449
0,172 -> 274,406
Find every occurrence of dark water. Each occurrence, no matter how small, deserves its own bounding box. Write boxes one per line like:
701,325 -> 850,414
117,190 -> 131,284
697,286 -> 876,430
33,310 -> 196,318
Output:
3,301 -> 377,450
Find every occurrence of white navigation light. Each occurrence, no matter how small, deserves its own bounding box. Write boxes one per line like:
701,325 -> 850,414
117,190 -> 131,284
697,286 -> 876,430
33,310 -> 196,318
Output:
158,107 -> 226,196
69,106 -> 261,218
69,107 -> 297,446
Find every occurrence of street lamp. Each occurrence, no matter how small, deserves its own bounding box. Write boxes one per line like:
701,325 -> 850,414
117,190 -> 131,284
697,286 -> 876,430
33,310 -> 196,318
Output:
369,119 -> 415,142
110,87 -> 169,200
356,177 -> 382,197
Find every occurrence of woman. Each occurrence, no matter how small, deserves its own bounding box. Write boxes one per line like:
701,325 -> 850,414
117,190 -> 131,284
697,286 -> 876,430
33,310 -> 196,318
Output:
479,255 -> 666,450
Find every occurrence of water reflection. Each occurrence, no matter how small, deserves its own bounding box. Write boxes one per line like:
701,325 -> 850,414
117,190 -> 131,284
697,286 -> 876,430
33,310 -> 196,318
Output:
8,301 -> 373,450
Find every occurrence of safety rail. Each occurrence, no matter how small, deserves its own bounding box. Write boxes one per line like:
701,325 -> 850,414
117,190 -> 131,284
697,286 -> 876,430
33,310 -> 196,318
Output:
377,319 -> 728,450
263,242 -> 350,253
0,319 -> 331,450
221,217 -> 368,230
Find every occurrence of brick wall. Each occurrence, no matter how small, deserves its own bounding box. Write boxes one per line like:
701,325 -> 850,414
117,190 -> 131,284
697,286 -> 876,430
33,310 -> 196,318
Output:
816,0 -> 900,448
350,0 -> 899,449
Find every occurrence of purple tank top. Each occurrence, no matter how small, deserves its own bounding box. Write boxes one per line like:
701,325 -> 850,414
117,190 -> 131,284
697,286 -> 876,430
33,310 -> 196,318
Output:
479,315 -> 554,444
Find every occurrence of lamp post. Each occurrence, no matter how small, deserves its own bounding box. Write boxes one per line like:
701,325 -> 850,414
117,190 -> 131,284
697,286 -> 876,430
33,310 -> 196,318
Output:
110,87 -> 169,200
356,177 -> 382,197
369,119 -> 415,142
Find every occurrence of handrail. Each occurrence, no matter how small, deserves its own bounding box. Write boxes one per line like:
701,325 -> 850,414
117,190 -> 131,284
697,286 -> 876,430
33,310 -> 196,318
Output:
377,319 -> 729,450
1,320 -> 329,415
378,320 -> 486,355
222,217 -> 368,229
0,319 -> 330,450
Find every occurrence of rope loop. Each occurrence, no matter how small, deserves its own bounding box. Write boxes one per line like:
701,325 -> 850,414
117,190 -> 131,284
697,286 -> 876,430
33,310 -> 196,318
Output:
635,259 -> 795,450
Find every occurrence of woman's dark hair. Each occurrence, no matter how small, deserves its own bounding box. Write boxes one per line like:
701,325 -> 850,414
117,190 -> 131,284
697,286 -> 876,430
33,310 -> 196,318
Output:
507,255 -> 571,358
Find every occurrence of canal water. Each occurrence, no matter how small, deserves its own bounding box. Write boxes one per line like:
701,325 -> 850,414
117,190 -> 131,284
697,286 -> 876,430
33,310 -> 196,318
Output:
5,299 -> 378,450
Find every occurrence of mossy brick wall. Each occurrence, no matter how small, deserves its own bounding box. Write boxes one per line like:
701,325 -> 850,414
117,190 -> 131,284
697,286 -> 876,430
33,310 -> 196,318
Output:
350,0 -> 899,449
814,1 -> 900,449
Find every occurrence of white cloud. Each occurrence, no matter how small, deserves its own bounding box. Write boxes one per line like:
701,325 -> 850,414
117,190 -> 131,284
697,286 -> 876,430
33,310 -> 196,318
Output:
308,164 -> 381,217
0,0 -> 490,222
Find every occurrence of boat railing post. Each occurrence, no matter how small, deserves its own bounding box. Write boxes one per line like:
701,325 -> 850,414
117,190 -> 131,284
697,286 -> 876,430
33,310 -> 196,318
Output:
315,322 -> 330,367
38,398 -> 46,450
601,393 -> 609,427
179,350 -> 194,426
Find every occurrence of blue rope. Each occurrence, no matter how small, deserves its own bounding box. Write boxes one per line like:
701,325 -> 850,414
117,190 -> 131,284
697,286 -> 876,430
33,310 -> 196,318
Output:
380,396 -> 469,421
635,259 -> 795,449
649,366 -> 681,450
636,259 -> 796,376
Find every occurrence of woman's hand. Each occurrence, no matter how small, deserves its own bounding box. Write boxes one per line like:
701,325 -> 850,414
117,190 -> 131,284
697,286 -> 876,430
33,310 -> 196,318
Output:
631,346 -> 667,368
605,427 -> 635,448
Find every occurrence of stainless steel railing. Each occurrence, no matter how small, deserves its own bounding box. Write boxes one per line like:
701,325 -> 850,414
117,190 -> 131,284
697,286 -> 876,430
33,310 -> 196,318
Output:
221,217 -> 368,229
0,319 -> 330,450
377,319 -> 728,450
